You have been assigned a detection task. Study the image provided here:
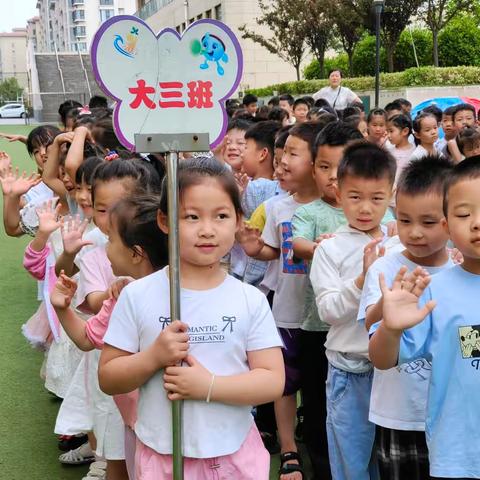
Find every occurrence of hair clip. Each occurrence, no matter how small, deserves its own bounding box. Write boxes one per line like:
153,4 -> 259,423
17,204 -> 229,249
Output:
104,150 -> 119,162
79,105 -> 92,116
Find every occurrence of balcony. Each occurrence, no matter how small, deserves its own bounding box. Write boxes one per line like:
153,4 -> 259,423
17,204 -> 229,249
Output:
72,10 -> 85,22
70,0 -> 84,5
135,0 -> 174,20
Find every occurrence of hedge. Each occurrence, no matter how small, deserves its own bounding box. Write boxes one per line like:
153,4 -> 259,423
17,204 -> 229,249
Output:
245,66 -> 480,97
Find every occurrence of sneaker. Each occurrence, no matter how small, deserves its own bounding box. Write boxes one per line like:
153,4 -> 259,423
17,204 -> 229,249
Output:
59,441 -> 95,465
58,434 -> 89,452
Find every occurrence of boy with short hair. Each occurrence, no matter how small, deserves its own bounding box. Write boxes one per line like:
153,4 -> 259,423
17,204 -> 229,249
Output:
359,155 -> 454,480
238,122 -> 323,480
279,94 -> 295,124
370,157 -> 480,479
293,98 -> 310,124
242,93 -> 258,116
396,98 -> 412,114
238,120 -> 283,286
310,142 -> 401,480
291,121 -> 363,479
223,118 -> 253,173
456,126 -> 480,159
452,102 -> 476,131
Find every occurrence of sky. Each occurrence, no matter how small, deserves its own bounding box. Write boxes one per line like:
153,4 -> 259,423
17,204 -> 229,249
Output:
0,0 -> 38,32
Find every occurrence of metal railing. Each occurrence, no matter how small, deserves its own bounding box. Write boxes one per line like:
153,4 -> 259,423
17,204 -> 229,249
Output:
135,0 -> 174,20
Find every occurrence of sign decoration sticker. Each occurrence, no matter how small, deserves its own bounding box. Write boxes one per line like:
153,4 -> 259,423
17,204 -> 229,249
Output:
91,16 -> 243,150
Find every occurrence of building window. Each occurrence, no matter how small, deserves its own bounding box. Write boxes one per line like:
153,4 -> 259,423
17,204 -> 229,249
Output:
176,25 -> 181,33
100,0 -> 113,5
118,7 -> 124,14
72,9 -> 85,21
205,9 -> 212,18
197,14 -> 202,20
181,22 -> 185,32
100,9 -> 114,22
214,4 -> 222,21
75,42 -> 87,52
73,26 -> 86,37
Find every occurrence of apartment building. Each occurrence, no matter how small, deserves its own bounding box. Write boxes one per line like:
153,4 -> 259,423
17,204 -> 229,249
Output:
0,29 -> 28,89
135,0 -> 300,89
34,0 -> 137,53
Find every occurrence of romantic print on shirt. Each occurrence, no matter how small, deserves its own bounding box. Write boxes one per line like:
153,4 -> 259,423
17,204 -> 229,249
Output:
158,314 -> 237,344
280,222 -> 308,275
396,358 -> 431,380
459,325 -> 480,359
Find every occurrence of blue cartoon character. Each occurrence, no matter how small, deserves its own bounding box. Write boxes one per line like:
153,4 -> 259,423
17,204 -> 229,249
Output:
114,26 -> 138,58
191,32 -> 228,76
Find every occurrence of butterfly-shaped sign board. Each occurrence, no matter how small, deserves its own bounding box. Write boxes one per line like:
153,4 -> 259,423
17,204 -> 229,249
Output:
91,16 -> 243,151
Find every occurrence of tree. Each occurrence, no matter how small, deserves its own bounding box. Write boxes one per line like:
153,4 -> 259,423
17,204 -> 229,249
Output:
0,78 -> 23,103
239,0 -> 307,80
327,0 -> 365,76
394,28 -> 433,70
419,0 -> 470,67
380,0 -> 424,72
438,15 -> 480,66
298,0 -> 335,79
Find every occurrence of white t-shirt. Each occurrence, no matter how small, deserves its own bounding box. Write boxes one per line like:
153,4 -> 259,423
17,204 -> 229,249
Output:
410,144 -> 443,161
310,225 -> 402,372
103,268 -> 282,458
358,251 -> 453,430
313,85 -> 358,111
262,195 -> 310,329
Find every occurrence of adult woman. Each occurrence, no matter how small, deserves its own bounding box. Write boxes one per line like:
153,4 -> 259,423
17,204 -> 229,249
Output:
313,69 -> 362,113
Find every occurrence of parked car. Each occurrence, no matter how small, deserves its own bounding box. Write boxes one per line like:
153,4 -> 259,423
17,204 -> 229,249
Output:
0,103 -> 26,118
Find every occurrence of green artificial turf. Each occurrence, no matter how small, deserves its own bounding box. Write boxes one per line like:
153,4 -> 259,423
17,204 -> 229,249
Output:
0,125 -> 305,480
0,125 -> 88,479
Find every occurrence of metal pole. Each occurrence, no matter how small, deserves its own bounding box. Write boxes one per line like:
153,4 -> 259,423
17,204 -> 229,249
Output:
166,151 -> 184,480
375,5 -> 381,108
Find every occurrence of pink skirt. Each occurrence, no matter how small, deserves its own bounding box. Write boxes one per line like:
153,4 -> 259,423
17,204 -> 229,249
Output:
22,302 -> 53,350
134,424 -> 270,480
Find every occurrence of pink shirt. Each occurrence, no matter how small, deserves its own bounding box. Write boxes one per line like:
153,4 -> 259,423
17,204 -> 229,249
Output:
75,246 -> 115,313
85,295 -> 139,428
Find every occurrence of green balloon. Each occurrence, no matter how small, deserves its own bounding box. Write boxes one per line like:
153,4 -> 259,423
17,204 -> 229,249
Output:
191,39 -> 202,56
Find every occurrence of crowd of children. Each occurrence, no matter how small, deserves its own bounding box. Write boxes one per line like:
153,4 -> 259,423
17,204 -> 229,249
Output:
1,85 -> 480,480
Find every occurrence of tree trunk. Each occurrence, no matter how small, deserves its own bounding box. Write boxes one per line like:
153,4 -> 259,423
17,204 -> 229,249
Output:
295,63 -> 301,81
318,56 -> 325,79
347,49 -> 354,76
432,29 -> 439,67
387,47 -> 394,73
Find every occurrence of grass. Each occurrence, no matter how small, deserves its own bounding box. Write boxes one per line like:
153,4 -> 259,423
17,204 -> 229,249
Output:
0,125 -> 88,479
0,125 -> 302,480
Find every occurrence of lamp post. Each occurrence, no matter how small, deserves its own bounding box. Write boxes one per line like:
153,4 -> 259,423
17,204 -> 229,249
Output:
373,0 -> 384,108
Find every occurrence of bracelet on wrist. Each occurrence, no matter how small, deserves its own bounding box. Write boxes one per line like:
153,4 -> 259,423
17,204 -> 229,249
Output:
206,374 -> 215,403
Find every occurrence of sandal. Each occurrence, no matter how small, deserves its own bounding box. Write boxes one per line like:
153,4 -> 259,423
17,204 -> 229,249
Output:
59,441 -> 95,465
279,451 -> 304,479
82,460 -> 107,480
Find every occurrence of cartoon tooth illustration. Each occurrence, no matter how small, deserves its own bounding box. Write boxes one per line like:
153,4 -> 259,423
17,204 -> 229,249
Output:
191,32 -> 228,76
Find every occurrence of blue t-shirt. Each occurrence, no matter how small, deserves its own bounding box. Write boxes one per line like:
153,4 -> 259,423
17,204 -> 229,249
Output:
399,265 -> 480,478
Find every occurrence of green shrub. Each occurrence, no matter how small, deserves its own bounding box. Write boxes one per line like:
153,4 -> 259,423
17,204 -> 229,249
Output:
395,29 -> 433,71
245,66 -> 480,97
304,54 -> 350,80
438,16 -> 480,67
352,34 -> 388,76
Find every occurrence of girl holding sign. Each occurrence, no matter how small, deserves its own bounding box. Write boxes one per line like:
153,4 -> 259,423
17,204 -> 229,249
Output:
99,157 -> 285,479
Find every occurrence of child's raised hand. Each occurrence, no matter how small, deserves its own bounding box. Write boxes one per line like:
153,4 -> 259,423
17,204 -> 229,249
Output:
0,151 -> 11,171
50,271 -> 78,310
234,172 -> 249,196
386,221 -> 398,237
149,320 -> 189,369
380,267 -> 436,333
314,233 -> 335,244
363,238 -> 385,276
0,132 -> 27,143
0,166 -> 41,196
61,214 -> 93,256
36,198 -> 62,235
74,125 -> 94,143
163,355 -> 211,401
107,278 -> 131,300
54,132 -> 75,146
236,222 -> 264,256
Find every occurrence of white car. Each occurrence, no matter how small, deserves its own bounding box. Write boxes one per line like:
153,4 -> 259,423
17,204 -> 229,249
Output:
0,103 -> 26,118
